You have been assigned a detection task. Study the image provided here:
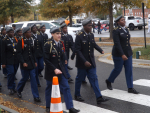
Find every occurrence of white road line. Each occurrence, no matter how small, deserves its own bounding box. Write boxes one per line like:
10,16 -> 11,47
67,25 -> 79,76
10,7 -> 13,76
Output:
133,79 -> 150,87
62,100 -> 118,113
101,89 -> 150,107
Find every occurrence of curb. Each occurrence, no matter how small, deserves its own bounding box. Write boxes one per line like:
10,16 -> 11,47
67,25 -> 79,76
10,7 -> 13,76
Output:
0,105 -> 19,113
98,53 -> 150,69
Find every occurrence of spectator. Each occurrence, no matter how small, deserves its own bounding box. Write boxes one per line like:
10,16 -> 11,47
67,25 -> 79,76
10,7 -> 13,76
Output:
92,21 -> 95,33
97,21 -> 101,34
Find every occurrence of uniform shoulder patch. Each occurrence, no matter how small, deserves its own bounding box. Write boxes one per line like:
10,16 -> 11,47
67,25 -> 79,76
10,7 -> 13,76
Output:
114,27 -> 118,30
77,31 -> 83,36
3,37 -> 7,41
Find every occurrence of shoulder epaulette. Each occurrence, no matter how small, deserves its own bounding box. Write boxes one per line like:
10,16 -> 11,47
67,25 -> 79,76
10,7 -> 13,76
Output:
113,27 -> 118,30
77,31 -> 83,35
3,37 -> 7,41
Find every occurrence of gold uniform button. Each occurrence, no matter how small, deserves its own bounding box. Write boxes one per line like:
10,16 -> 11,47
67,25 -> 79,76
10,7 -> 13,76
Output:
89,46 -> 90,47
89,50 -> 90,51
13,54 -> 14,55
127,38 -> 128,40
126,44 -> 128,46
127,35 -> 128,36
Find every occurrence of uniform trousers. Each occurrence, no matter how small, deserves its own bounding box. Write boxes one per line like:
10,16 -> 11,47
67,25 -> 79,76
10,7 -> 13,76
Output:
75,67 -> 102,98
17,69 -> 39,98
3,68 -> 7,75
45,74 -> 73,109
6,64 -> 19,89
107,56 -> 133,88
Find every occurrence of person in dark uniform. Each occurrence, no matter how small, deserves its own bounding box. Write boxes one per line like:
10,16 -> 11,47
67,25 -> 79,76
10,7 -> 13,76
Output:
74,18 -> 108,104
60,23 -> 74,82
16,27 -> 41,102
31,24 -> 44,87
12,24 -> 16,30
0,28 -> 7,78
14,28 -> 23,40
1,27 -> 19,95
105,16 -> 139,94
44,27 -> 80,113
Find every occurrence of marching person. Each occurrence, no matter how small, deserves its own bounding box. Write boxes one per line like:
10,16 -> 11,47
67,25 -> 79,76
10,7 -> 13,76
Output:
12,24 -> 16,30
31,24 -> 44,87
60,23 -> 74,82
16,27 -> 41,102
74,19 -> 108,104
14,28 -> 23,40
40,24 -> 48,46
44,27 -> 80,113
105,16 -> 139,94
0,28 -> 7,78
1,27 -> 19,95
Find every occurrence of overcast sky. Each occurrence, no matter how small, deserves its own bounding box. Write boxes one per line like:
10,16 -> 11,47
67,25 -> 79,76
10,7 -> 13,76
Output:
35,0 -> 40,4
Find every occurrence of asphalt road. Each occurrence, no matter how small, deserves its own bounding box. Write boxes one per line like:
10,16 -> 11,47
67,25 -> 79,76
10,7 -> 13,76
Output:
0,53 -> 150,113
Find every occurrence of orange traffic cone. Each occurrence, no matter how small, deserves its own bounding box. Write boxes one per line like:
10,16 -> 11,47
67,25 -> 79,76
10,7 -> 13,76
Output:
50,76 -> 63,113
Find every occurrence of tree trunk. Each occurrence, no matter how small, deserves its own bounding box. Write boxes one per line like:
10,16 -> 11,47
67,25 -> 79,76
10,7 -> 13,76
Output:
11,14 -> 14,23
69,7 -> 72,27
109,2 -> 113,39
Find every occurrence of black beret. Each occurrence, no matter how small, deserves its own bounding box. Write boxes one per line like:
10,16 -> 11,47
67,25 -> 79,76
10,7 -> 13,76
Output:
30,24 -> 36,29
82,18 -> 92,26
114,16 -> 124,22
1,27 -> 6,32
40,24 -> 45,29
14,28 -> 22,34
22,27 -> 30,34
60,23 -> 67,28
50,27 -> 61,33
6,27 -> 14,33
12,24 -> 16,27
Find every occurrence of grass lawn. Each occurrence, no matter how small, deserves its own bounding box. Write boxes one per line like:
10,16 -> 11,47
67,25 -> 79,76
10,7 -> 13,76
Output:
133,46 -> 150,60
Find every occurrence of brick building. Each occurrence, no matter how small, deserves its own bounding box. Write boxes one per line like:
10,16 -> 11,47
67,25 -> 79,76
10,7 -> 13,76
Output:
123,8 -> 150,18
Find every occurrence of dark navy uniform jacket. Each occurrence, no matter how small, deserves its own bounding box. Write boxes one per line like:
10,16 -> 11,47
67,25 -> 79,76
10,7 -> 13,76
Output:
2,36 -> 18,65
31,33 -> 43,58
17,37 -> 36,70
61,33 -> 74,60
112,26 -> 133,57
40,32 -> 48,46
44,39 -> 67,81
75,29 -> 103,69
0,35 -> 5,67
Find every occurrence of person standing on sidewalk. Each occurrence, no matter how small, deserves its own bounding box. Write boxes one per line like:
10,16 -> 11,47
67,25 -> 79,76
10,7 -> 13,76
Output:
1,27 -> 19,95
60,23 -> 74,82
44,27 -> 80,113
105,16 -> 139,94
97,21 -> 101,34
92,21 -> 95,33
0,28 -> 7,78
74,18 -> 108,104
16,27 -> 41,102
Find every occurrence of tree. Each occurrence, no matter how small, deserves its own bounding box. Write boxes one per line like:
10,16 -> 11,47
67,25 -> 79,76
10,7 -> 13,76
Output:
39,0 -> 82,26
81,0 -> 144,39
0,0 -> 32,23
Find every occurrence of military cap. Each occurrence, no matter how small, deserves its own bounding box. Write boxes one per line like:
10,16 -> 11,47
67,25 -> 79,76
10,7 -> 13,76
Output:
114,16 -> 124,22
1,27 -> 6,33
6,27 -> 14,33
40,24 -> 45,29
82,18 -> 92,26
30,24 -> 36,29
60,23 -> 67,28
22,27 -> 30,34
12,24 -> 16,27
50,27 -> 61,33
14,28 -> 22,34
60,20 -> 65,25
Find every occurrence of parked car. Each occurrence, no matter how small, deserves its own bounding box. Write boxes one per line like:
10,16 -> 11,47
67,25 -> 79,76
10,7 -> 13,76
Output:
11,21 -> 80,42
134,16 -> 148,26
100,20 -> 109,30
124,16 -> 143,30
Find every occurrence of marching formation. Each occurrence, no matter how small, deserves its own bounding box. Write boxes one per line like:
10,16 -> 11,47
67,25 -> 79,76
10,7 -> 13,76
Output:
0,16 -> 139,113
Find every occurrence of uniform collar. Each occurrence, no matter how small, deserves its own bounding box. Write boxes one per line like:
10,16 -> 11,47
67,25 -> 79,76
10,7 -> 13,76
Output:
83,29 -> 90,35
54,40 -> 60,46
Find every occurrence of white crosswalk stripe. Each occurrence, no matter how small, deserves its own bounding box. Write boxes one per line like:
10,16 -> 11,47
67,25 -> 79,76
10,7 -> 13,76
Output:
62,79 -> 150,113
62,100 -> 118,113
133,79 -> 150,87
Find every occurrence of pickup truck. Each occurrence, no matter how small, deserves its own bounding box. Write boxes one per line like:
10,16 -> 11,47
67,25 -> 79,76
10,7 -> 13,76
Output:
125,16 -> 143,30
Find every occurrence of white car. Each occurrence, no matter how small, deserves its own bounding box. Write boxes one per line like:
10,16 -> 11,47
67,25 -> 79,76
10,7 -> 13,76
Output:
11,21 -> 81,42
124,16 -> 143,30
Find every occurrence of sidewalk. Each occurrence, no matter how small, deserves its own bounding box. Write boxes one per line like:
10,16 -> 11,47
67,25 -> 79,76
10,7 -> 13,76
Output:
98,53 -> 150,69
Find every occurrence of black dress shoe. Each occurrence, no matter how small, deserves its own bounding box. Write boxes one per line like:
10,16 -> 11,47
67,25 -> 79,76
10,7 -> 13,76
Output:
106,80 -> 113,90
46,108 -> 50,112
15,77 -> 17,80
68,78 -> 73,83
38,84 -> 41,87
75,96 -> 84,102
39,74 -> 43,77
82,80 -> 87,84
9,89 -> 14,95
68,66 -> 73,70
69,108 -> 80,113
13,89 -> 17,93
4,74 -> 7,78
17,92 -> 22,98
128,88 -> 139,94
34,97 -> 41,102
0,84 -> 2,87
97,96 -> 109,104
